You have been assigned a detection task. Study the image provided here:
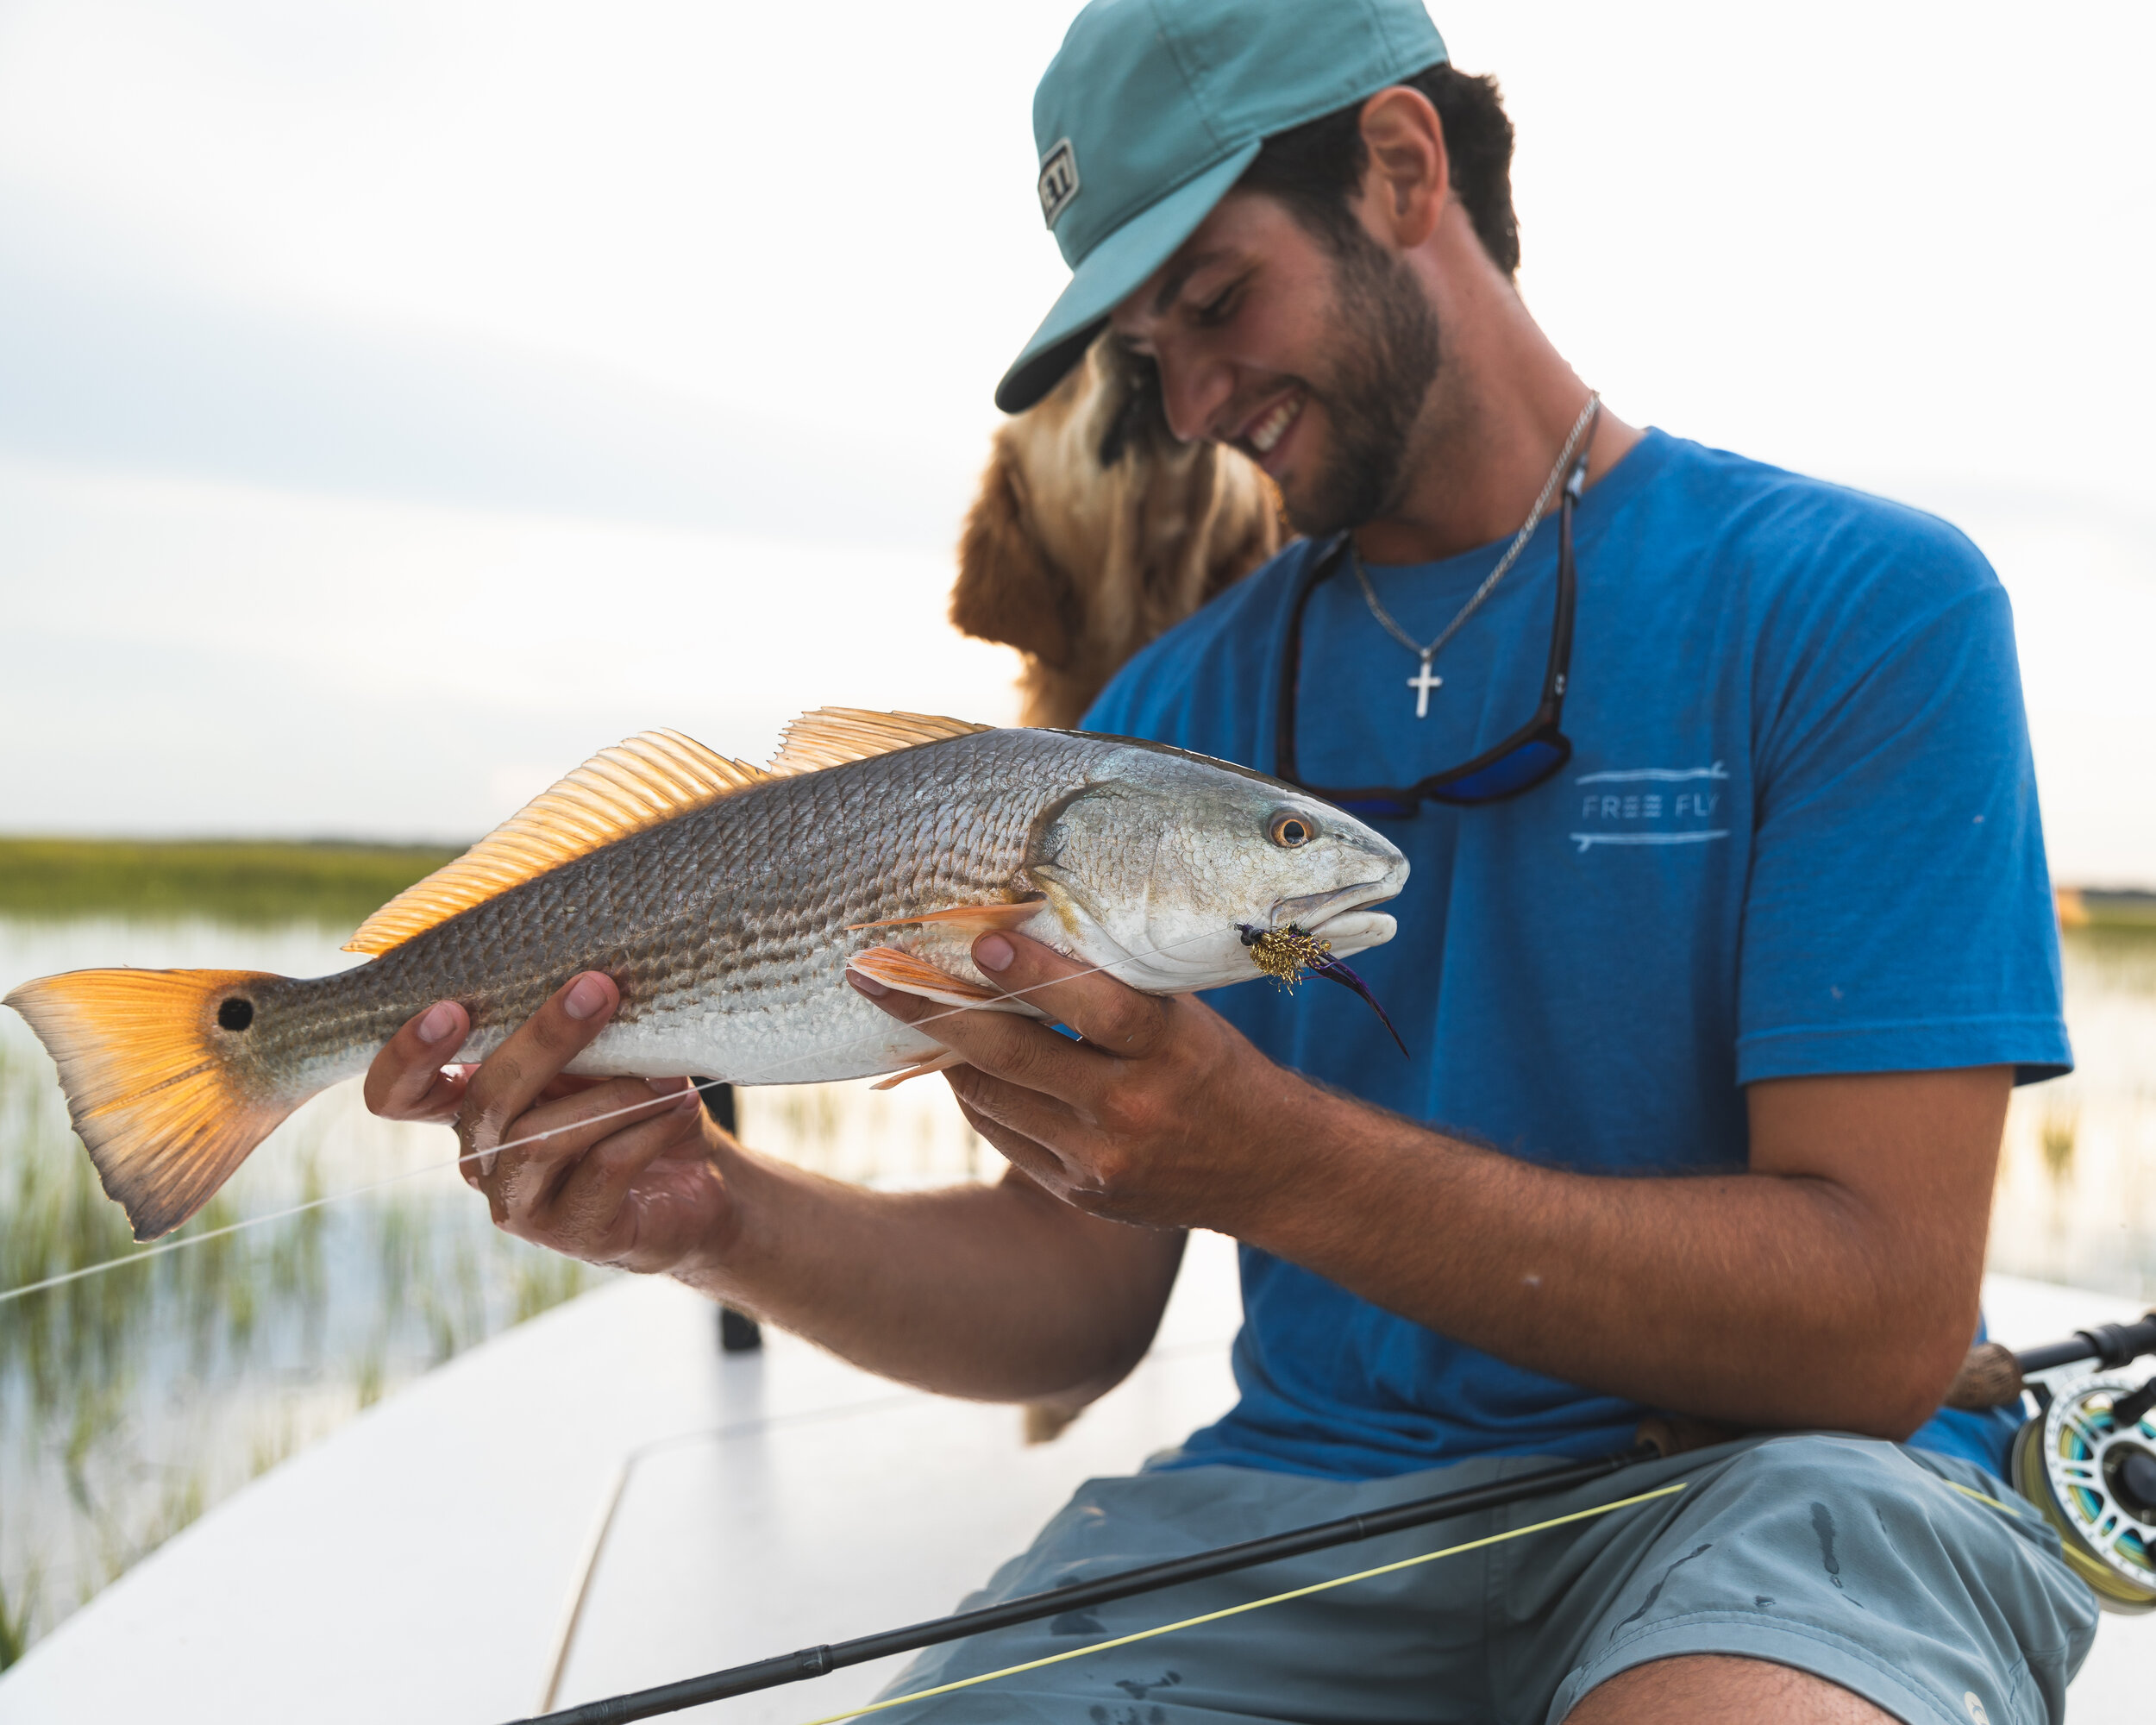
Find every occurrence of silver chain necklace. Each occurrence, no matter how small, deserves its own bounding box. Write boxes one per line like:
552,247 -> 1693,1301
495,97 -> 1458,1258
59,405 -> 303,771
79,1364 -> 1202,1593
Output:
1355,392 -> 1601,717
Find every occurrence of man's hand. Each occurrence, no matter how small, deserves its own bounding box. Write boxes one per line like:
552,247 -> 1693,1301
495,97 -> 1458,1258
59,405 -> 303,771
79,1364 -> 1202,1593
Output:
363,973 -> 730,1276
848,931 -> 1321,1233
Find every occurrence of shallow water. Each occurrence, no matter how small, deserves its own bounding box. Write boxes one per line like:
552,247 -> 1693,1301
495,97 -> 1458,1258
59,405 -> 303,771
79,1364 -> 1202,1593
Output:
0,913 -> 2147,1665
1995,926 -> 2156,1297
0,914 -> 983,1664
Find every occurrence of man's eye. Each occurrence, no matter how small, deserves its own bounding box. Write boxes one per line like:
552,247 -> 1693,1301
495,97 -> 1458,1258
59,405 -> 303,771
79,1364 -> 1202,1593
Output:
1192,285 -> 1240,326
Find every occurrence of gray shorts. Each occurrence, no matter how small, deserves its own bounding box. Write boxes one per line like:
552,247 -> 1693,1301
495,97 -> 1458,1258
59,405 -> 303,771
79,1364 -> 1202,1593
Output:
874,1434 -> 2097,1725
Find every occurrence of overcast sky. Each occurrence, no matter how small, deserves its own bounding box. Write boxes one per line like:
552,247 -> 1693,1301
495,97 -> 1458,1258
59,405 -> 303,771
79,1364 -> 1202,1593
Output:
1,0 -> 2152,880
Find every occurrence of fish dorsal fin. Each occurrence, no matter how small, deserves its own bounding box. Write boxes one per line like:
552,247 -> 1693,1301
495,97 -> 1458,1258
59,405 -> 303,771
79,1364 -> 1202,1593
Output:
766,708 -> 997,777
344,730 -> 769,955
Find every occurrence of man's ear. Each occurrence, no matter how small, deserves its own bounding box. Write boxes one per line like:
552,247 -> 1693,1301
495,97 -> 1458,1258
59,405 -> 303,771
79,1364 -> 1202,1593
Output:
950,442 -> 1075,668
1357,85 -> 1448,248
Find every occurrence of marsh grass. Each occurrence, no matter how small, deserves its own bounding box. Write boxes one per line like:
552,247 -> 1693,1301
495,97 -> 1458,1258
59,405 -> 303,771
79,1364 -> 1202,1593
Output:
0,1024 -> 601,1666
2082,892 -> 2156,932
0,859 -> 998,1671
1994,923 -> 2156,1298
0,877 -> 2132,1675
0,838 -> 459,927
0,1544 -> 34,1670
2040,1104 -> 2080,1182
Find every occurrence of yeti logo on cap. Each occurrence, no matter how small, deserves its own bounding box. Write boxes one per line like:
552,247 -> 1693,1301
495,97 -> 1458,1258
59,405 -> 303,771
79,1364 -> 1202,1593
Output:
1037,138 -> 1080,229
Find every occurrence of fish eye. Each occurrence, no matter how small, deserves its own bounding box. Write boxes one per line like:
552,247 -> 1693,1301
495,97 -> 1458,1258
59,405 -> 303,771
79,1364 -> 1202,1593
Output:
1268,812 -> 1313,849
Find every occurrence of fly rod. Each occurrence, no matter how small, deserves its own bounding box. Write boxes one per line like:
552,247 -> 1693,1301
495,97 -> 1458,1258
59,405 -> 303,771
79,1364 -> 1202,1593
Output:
507,1441 -> 1658,1725
508,1309 -> 2156,1725
1944,1312 -> 2156,1410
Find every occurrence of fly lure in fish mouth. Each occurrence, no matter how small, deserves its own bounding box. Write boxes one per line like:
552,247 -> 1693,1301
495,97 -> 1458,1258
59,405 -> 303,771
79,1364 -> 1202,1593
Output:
1238,923 -> 1408,1057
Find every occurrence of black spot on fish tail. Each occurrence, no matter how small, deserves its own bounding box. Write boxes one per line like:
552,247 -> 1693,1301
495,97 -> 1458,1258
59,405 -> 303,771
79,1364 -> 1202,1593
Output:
1809,1502 -> 1842,1587
1608,1542 -> 1714,1640
217,997 -> 254,1032
1052,1610 -> 1107,1635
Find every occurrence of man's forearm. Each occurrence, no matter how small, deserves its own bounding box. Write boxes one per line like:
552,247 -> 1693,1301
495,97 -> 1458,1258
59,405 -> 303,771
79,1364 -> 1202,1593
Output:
676,1142 -> 1185,1407
850,942 -> 2009,1440
1223,1070 -> 2005,1438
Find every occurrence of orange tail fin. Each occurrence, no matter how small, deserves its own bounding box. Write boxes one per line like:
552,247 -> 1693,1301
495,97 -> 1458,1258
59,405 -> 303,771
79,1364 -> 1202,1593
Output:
3,969 -> 304,1241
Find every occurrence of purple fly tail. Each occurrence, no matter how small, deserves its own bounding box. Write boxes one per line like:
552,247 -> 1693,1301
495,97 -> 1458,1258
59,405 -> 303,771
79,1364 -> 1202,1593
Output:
1309,954 -> 1409,1058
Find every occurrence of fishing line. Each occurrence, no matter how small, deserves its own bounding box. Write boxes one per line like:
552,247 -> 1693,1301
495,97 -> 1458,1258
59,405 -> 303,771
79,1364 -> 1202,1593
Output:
0,925 -> 1236,1307
789,1487 -> 1689,1725
520,1482 -> 1689,1725
0,1148 -> 507,1305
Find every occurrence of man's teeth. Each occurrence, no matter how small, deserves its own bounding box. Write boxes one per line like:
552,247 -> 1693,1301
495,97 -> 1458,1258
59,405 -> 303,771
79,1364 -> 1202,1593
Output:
1247,396 -> 1300,455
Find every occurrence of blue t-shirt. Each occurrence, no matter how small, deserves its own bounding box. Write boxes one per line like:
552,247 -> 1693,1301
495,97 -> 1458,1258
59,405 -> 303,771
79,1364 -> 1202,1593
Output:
1085,429 -> 2069,1481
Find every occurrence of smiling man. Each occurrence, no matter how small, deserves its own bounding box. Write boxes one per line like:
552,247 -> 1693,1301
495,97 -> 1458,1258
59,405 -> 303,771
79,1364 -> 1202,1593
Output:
365,2 -> 2098,1720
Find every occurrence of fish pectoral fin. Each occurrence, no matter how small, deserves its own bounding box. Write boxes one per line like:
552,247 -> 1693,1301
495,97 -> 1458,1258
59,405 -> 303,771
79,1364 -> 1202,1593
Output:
845,899 -> 1046,936
847,946 -> 1033,1013
870,1050 -> 967,1091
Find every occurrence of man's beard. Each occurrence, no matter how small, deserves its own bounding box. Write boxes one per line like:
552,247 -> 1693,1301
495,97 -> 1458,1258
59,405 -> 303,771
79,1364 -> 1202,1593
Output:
1277,227 -> 1442,539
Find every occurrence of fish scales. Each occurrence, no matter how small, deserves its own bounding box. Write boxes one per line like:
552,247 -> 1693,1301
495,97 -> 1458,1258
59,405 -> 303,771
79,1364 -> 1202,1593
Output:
242,730 -> 1121,1095
4,713 -> 1410,1239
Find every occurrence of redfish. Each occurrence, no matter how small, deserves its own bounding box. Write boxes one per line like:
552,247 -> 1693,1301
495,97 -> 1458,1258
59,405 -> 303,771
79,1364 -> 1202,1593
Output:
5,709 -> 1408,1242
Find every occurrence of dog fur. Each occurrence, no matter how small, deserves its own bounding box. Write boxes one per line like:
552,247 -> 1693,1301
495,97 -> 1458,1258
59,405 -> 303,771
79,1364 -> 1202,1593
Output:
952,334 -> 1283,730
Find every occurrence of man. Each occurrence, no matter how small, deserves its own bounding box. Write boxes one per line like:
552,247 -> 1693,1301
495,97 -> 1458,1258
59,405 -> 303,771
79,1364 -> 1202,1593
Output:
367,3 -> 2098,1719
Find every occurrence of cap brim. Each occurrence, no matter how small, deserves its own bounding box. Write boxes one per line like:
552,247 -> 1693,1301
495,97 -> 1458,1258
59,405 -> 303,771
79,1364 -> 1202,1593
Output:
994,141 -> 1263,415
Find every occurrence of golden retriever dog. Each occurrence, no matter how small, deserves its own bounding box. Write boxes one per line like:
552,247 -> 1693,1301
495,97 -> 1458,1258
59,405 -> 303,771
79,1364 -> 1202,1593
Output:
953,336 -> 1280,1445
952,332 -> 1283,730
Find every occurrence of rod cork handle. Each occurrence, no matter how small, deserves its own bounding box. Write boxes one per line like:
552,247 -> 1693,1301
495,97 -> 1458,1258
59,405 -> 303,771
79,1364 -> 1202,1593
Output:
1633,1413 -> 1747,1458
1944,1340 -> 2025,1409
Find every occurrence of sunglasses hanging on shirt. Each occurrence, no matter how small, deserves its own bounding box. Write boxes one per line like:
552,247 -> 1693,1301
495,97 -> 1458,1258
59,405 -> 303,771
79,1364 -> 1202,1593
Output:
1274,410 -> 1595,821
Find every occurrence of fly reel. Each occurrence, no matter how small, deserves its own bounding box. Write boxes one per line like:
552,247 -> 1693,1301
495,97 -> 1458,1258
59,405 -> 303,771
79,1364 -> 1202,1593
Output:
2009,1371 -> 2156,1613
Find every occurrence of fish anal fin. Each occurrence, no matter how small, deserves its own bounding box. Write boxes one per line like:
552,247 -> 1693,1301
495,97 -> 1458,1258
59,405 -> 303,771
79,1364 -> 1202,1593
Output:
767,709 -> 995,776
3,969 -> 306,1241
346,730 -> 769,954
870,1051 -> 966,1091
844,899 -> 1046,936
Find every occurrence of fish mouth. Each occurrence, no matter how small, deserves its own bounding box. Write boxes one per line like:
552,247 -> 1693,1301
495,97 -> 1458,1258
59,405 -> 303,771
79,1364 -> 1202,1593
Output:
1268,879 -> 1401,938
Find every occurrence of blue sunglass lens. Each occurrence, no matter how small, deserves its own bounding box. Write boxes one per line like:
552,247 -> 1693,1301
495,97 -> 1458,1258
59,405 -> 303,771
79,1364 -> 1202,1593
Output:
1429,738 -> 1566,805
1337,797 -> 1421,821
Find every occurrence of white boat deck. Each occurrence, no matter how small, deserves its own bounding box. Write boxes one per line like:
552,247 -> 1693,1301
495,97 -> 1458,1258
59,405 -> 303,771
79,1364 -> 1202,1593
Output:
3,1242 -> 2150,1722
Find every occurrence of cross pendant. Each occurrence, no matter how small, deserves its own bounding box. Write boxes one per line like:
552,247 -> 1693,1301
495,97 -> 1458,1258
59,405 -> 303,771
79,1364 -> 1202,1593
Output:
1407,656 -> 1443,718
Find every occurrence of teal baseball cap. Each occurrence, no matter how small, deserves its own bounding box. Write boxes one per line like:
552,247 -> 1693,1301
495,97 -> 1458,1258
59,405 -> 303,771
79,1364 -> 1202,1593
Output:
996,0 -> 1448,414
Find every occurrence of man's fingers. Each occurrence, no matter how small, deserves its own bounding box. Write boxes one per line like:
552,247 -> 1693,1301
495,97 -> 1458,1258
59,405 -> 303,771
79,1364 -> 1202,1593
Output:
485,1075 -> 693,1201
460,972 -> 619,1173
520,1092 -> 710,1244
414,1066 -> 475,1134
864,979 -> 1113,1110
950,1091 -> 1075,1195
971,933 -> 1173,1057
364,1000 -> 473,1121
946,1063 -> 1087,1156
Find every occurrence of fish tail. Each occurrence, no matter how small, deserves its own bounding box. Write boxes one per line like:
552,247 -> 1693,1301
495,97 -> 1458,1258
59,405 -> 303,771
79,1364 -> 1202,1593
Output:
3,968 -> 310,1241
